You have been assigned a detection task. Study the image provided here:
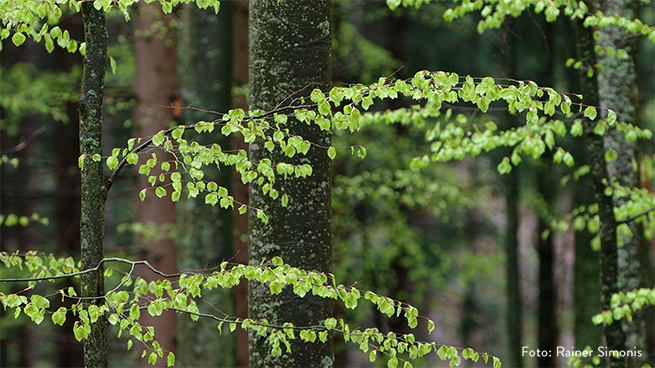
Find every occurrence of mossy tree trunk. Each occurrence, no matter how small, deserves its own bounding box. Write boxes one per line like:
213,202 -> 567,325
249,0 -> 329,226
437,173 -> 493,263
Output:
79,3 -> 108,367
575,10 -> 624,367
248,1 -> 333,367
596,1 -> 648,363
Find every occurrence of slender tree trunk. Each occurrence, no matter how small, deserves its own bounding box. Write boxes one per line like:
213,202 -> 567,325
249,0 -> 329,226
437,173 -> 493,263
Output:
573,176 -> 602,350
248,1 -> 333,366
575,12 -> 624,368
504,157 -> 522,368
596,1 -> 648,363
132,4 -> 178,365
501,19 -> 523,367
232,1 -> 250,365
536,157 -> 558,368
51,15 -> 85,367
79,3 -> 108,367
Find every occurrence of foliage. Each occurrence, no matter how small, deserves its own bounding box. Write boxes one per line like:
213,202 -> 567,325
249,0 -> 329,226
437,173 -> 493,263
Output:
0,251 -> 500,368
0,213 -> 49,227
387,0 -> 655,43
0,63 -> 81,133
96,71 -> 652,228
5,65 -> 652,365
548,154 -> 655,248
0,0 -> 220,52
592,288 -> 655,326
2,0 -> 655,366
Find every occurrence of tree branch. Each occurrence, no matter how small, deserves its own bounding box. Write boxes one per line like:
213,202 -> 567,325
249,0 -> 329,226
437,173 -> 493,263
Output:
616,206 -> 655,224
0,257 -> 191,284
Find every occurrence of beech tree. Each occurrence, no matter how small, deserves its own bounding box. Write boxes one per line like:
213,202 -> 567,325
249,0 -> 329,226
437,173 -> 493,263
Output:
1,0 -> 654,368
247,0 -> 333,366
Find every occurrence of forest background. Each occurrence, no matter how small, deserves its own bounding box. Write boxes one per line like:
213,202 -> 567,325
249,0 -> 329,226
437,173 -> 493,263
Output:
0,0 -> 654,367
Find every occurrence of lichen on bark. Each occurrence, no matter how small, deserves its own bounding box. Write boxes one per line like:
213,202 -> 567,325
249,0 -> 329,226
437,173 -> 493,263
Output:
79,3 -> 108,367
575,6 -> 624,367
247,1 -> 333,367
596,0 -> 650,362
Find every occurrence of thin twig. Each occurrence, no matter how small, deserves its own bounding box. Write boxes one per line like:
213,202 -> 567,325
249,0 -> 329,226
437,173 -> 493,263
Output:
616,206 -> 655,224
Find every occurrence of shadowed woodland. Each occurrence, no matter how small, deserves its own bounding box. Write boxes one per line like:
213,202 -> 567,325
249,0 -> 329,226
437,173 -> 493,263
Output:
1,0 -> 654,367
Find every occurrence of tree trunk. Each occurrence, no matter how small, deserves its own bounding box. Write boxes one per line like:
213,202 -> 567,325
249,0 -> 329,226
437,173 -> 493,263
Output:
575,12 -> 624,368
231,1 -> 250,365
248,1 -> 333,366
175,2 -> 236,366
573,176 -> 602,350
504,155 -> 522,368
596,1 -> 648,363
536,157 -> 558,368
79,3 -> 108,367
132,4 -> 178,365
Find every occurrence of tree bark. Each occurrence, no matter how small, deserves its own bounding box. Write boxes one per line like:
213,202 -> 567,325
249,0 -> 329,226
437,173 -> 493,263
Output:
504,154 -> 522,368
575,11 -> 624,368
232,1 -> 250,366
596,1 -> 648,363
248,1 -> 333,366
573,176 -> 602,350
536,157 -> 558,368
79,3 -> 108,367
132,4 -> 178,365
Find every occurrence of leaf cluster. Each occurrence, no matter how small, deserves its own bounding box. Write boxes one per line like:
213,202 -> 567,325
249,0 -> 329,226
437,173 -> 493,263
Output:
0,252 -> 500,367
592,288 -> 655,325
0,0 -> 221,51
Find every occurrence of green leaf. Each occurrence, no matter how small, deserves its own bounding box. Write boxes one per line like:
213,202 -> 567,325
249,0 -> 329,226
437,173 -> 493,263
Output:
570,121 -> 583,137
497,157 -> 512,174
167,352 -> 175,367
109,56 -> 116,74
427,319 -> 435,333
584,106 -> 597,120
155,187 -> 166,198
52,307 -> 67,326
161,1 -> 173,13
148,352 -> 157,365
106,156 -> 119,170
327,147 -> 336,160
12,32 -> 26,47
73,323 -> 87,341
152,132 -> 165,146
369,350 -> 377,362
357,146 -> 367,159
126,152 -> 139,165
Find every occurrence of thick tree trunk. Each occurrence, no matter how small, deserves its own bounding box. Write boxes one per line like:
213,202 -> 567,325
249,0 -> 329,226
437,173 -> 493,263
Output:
596,1 -> 648,363
132,4 -> 178,365
575,13 -> 624,368
79,3 -> 108,367
248,1 -> 333,366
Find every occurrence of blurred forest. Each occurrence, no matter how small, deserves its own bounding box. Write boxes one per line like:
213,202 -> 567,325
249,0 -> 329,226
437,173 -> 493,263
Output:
1,0 -> 654,367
